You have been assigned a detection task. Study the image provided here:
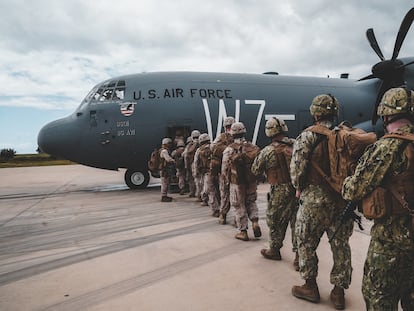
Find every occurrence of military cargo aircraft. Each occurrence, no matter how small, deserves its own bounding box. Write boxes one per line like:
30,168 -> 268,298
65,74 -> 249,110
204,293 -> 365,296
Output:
38,8 -> 414,189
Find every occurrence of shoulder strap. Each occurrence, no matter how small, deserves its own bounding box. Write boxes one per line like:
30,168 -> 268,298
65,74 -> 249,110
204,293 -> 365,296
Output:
383,131 -> 414,142
306,124 -> 332,136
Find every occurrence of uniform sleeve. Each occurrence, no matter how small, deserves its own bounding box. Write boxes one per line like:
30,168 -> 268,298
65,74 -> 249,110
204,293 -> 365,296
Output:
221,146 -> 232,179
160,149 -> 174,163
251,147 -> 268,176
342,139 -> 401,201
290,131 -> 319,191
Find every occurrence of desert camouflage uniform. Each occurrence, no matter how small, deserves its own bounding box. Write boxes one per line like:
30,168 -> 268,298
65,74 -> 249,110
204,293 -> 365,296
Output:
342,123 -> 414,310
290,120 -> 353,289
222,137 -> 259,231
160,147 -> 174,197
171,145 -> 186,193
251,137 -> 298,252
192,146 -> 208,202
184,139 -> 198,197
211,132 -> 233,216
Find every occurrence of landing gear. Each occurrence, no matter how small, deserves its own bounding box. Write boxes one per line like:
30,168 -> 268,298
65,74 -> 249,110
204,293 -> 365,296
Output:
125,169 -> 150,189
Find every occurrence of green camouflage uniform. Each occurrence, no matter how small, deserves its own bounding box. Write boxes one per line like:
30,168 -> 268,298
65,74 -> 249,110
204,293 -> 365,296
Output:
251,138 -> 298,252
290,120 -> 353,288
342,123 -> 414,310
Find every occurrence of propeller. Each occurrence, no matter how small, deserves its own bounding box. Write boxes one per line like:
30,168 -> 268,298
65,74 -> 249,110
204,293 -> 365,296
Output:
359,8 -> 414,124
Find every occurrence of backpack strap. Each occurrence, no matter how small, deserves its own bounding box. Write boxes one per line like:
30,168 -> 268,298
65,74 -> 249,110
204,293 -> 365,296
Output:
306,125 -> 340,193
383,131 -> 414,141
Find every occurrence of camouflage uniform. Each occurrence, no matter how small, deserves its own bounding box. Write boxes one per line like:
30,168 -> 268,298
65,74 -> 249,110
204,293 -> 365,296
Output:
160,143 -> 175,201
183,132 -> 199,197
290,120 -> 353,289
211,132 -> 234,219
171,142 -> 186,194
342,124 -> 414,310
193,135 -> 211,206
222,135 -> 260,239
251,137 -> 298,254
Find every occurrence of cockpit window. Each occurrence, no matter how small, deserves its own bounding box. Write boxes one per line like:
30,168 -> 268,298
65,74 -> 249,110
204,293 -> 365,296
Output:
77,80 -> 126,112
90,80 -> 126,102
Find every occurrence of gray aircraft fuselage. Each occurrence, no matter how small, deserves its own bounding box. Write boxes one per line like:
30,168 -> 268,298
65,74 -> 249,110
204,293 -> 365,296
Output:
37,61 -> 414,188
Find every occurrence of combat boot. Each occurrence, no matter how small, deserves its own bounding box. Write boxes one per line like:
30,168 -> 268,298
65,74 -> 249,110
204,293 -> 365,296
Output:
330,285 -> 345,310
292,278 -> 320,303
235,230 -> 249,241
211,210 -> 220,217
218,213 -> 227,225
161,196 -> 173,202
293,252 -> 299,271
252,219 -> 262,238
179,189 -> 186,195
260,247 -> 281,260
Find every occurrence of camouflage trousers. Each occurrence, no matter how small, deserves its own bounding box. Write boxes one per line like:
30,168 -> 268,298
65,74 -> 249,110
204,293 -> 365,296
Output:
362,215 -> 414,310
176,168 -> 186,191
160,171 -> 170,196
194,174 -> 203,199
267,184 -> 298,252
230,182 -> 258,231
219,174 -> 231,215
186,168 -> 196,196
207,173 -> 220,213
296,184 -> 353,288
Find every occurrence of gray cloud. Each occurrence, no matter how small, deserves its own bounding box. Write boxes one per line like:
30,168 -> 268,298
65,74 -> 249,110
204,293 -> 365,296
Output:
1,0 -> 414,110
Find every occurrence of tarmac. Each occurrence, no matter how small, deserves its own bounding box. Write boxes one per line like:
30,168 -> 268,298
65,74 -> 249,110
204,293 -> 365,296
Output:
0,165 -> 388,310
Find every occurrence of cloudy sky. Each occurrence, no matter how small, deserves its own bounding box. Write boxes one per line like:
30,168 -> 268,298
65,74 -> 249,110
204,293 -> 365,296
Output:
1,0 -> 413,153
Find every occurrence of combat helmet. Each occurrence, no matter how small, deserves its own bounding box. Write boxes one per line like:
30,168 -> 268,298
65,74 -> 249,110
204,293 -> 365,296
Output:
162,137 -> 172,145
265,117 -> 288,137
223,116 -> 235,128
377,87 -> 414,117
191,130 -> 201,139
198,133 -> 211,144
230,122 -> 246,136
310,94 -> 339,118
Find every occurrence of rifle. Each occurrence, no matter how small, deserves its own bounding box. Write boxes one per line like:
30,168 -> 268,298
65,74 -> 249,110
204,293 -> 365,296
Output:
329,201 -> 363,243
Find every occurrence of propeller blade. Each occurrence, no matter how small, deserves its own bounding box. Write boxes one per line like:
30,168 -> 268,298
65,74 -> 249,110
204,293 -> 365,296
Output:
358,74 -> 376,81
366,28 -> 385,61
392,7 -> 414,60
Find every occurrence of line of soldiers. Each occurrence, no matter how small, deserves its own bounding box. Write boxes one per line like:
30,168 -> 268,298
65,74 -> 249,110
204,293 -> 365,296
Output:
156,87 -> 414,310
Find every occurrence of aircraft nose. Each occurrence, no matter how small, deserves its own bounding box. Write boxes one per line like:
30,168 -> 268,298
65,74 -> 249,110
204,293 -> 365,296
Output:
37,116 -> 80,159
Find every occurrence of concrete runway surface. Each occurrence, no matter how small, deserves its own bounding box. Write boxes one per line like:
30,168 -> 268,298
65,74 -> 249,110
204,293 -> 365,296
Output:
0,165 -> 379,310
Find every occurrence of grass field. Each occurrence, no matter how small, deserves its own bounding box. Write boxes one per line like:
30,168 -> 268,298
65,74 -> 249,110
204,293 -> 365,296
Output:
0,154 -> 74,168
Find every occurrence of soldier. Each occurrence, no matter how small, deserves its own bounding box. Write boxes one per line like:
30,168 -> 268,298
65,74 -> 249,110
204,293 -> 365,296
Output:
251,117 -> 299,269
183,130 -> 200,198
160,137 -> 175,202
171,140 -> 186,195
342,87 -> 414,310
290,94 -> 353,309
211,116 -> 235,221
193,133 -> 211,206
222,122 -> 261,241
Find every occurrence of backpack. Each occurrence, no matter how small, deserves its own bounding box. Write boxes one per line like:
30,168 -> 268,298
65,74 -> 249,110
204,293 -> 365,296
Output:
210,134 -> 233,174
308,121 -> 377,193
197,144 -> 211,174
148,148 -> 162,173
229,141 -> 260,184
173,147 -> 185,170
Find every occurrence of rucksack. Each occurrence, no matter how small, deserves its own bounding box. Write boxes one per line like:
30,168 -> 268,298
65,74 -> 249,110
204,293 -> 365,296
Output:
210,134 -> 233,174
308,121 -> 377,193
148,148 -> 162,173
229,141 -> 260,185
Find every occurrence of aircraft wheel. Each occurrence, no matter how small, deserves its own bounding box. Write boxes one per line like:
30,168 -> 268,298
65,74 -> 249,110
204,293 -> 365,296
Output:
125,169 -> 150,189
